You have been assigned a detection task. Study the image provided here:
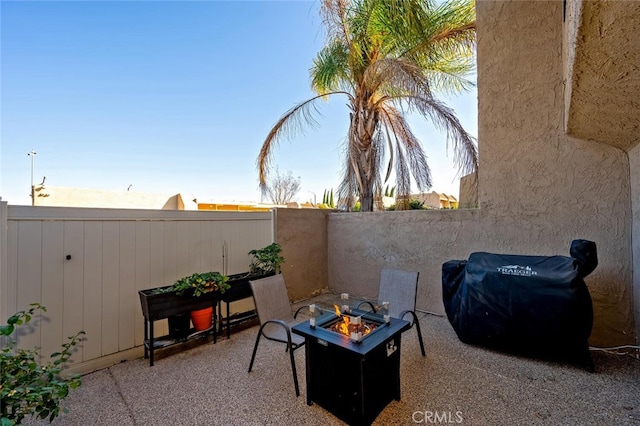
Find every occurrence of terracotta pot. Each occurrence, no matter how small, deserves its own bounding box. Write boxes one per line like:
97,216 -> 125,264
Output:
190,307 -> 213,331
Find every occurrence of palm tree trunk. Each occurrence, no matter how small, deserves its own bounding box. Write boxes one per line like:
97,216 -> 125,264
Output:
359,185 -> 374,211
349,103 -> 378,211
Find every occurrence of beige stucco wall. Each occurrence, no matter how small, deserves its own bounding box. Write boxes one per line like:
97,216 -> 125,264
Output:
274,208 -> 331,302
563,0 -> 639,345
476,0 -> 634,347
631,144 -> 640,344
329,209 -> 480,315
564,0 -> 640,151
328,0 -> 636,347
458,173 -> 478,209
477,1 -> 635,344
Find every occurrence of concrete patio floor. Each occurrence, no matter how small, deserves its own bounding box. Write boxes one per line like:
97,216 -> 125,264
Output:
25,293 -> 640,426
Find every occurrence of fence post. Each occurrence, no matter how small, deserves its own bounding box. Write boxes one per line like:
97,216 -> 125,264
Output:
0,200 -> 8,323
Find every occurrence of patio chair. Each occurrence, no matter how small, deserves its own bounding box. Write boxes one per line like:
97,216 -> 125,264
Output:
248,274 -> 306,397
360,268 -> 426,356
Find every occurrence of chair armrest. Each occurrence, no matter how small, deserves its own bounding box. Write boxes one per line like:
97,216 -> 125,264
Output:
263,319 -> 290,329
356,300 -> 376,313
293,305 -> 310,319
399,309 -> 417,326
261,319 -> 295,345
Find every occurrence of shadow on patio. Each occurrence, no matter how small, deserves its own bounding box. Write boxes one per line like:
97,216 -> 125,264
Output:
27,293 -> 640,426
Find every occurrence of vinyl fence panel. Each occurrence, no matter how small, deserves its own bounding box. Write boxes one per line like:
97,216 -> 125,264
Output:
0,205 -> 273,373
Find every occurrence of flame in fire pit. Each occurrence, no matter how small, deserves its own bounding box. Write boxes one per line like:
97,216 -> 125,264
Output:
333,305 -> 351,335
333,304 -> 341,316
329,305 -> 377,338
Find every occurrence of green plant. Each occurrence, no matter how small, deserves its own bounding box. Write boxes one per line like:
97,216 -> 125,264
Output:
409,199 -> 426,210
322,189 -> 335,208
249,242 -> 285,274
1,303 -> 84,425
386,198 -> 426,211
384,185 -> 396,198
156,272 -> 230,297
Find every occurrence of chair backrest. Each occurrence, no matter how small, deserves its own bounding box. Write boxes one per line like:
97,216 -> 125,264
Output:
378,268 -> 419,318
249,274 -> 295,325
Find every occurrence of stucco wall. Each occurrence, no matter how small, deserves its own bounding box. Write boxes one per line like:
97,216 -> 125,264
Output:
458,173 -> 478,209
564,0 -> 640,151
475,0 -> 634,346
328,209 -> 480,314
327,1 -> 635,348
274,208 -> 330,302
630,144 -> 640,344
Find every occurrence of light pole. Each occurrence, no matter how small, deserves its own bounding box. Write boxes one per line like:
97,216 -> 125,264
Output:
28,149 -> 36,205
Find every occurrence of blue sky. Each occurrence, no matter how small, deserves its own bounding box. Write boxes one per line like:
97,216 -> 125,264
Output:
1,0 -> 477,207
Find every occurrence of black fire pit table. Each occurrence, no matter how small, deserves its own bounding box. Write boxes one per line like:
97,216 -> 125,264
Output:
292,304 -> 410,426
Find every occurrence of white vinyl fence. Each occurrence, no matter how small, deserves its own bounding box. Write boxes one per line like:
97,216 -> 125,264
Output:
0,203 -> 273,373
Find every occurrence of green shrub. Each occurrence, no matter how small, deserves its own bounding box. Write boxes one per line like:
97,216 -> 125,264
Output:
249,242 -> 285,274
408,199 -> 425,209
1,304 -> 84,425
156,272 -> 230,296
386,198 -> 425,210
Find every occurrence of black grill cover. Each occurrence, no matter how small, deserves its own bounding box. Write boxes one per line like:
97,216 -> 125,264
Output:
442,240 -> 596,370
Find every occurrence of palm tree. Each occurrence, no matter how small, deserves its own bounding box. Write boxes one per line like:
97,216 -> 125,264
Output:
258,0 -> 478,211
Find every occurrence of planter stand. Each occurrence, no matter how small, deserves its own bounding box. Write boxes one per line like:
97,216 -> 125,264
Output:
220,272 -> 274,338
139,286 -> 219,366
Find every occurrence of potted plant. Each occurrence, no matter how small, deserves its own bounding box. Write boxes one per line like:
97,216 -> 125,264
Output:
159,272 -> 229,332
225,243 -> 285,292
138,272 -> 229,335
249,242 -> 285,275
221,243 -> 285,336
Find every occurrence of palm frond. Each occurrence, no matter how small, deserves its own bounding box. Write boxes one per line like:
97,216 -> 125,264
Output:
379,105 -> 432,191
406,93 -> 478,177
394,0 -> 476,96
366,57 -> 431,100
337,131 -> 360,210
425,70 -> 475,96
311,40 -> 352,94
392,139 -> 412,209
257,91 -> 352,191
321,0 -> 352,46
369,125 -> 385,196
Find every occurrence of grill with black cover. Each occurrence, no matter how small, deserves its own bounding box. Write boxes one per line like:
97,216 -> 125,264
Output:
442,240 -> 597,371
